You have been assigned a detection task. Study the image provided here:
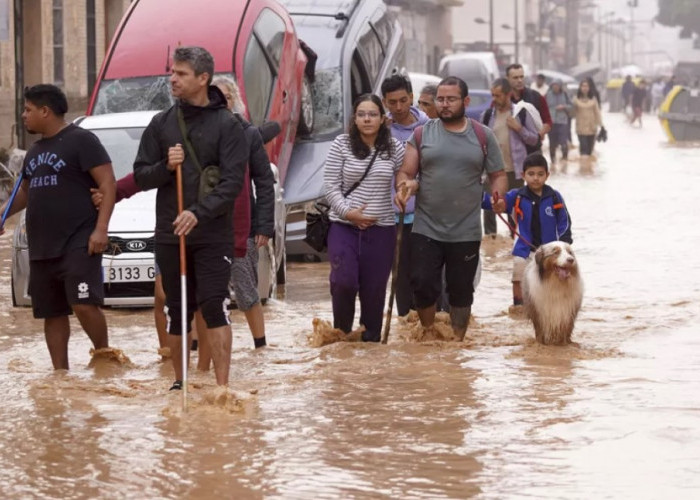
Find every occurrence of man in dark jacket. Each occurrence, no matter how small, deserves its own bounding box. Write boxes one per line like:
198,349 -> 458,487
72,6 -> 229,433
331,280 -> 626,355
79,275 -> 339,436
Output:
506,64 -> 552,154
134,46 -> 247,389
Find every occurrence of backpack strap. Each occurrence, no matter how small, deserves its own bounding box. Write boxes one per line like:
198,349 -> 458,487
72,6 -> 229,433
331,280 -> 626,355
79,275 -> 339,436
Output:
469,118 -> 488,158
482,107 -> 493,126
551,190 -> 564,212
414,125 -> 423,151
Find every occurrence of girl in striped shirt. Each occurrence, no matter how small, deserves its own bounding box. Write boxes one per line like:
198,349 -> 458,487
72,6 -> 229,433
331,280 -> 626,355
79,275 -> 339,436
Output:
323,94 -> 405,342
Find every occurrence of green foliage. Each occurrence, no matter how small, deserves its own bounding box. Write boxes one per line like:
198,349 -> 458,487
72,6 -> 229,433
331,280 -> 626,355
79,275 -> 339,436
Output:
656,0 -> 700,38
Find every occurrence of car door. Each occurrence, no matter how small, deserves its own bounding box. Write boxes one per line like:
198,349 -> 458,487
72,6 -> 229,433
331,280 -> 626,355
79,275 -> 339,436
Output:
240,5 -> 300,185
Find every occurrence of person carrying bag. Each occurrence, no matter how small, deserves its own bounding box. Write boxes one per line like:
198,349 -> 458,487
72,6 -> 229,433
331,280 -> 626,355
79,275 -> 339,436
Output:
304,149 -> 379,253
321,94 -> 405,342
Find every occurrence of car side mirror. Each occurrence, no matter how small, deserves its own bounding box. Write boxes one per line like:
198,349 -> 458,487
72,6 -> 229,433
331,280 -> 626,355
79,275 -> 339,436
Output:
260,121 -> 281,144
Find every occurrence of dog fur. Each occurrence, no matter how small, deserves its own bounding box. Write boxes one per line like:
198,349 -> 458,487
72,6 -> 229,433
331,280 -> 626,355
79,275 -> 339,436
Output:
523,242 -> 583,345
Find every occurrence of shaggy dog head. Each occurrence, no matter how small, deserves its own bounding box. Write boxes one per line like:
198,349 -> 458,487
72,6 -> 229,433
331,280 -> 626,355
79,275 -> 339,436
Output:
535,241 -> 578,281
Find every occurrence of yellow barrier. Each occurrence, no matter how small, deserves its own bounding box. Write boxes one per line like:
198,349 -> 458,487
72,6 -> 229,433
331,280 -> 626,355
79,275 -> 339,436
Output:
658,85 -> 684,143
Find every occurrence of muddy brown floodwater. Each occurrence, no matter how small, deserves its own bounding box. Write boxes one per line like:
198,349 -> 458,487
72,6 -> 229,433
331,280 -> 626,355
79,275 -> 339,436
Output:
1,113 -> 700,499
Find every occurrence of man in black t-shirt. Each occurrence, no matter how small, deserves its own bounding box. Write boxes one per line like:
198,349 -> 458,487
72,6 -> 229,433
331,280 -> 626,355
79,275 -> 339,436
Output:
0,84 -> 116,370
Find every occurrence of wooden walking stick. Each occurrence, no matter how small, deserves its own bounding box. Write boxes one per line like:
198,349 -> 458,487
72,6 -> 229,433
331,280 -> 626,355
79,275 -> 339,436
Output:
175,161 -> 188,411
382,207 -> 405,345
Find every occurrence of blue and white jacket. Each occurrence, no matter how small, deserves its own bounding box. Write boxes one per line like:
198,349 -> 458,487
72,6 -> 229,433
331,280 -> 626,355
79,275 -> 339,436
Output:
482,184 -> 572,258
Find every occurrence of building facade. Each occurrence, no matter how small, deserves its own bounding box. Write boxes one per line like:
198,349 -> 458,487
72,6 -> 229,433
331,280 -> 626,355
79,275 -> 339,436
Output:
386,0 -> 463,75
0,0 -> 130,149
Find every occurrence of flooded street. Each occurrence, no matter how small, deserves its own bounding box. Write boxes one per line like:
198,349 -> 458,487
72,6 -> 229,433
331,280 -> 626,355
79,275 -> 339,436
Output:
1,112 -> 700,499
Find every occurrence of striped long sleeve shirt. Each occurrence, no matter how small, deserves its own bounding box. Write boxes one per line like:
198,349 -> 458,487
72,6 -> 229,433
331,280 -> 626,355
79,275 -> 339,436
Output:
323,134 -> 405,227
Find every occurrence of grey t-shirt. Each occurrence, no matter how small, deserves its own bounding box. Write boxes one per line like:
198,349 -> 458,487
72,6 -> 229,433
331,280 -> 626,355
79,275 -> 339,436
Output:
408,119 -> 505,242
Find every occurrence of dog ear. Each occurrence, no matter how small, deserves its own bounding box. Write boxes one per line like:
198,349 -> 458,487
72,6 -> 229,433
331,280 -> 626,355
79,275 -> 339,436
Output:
534,246 -> 545,267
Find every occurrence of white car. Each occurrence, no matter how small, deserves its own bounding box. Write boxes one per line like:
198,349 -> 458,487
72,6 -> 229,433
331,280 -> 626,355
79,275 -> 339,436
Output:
11,111 -> 286,307
408,72 -> 441,106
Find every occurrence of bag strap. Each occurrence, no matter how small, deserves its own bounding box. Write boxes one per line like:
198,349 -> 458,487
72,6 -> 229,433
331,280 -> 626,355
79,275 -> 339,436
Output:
177,107 -> 202,173
414,125 -> 423,151
470,118 -> 488,161
343,148 -> 380,197
482,107 -> 493,125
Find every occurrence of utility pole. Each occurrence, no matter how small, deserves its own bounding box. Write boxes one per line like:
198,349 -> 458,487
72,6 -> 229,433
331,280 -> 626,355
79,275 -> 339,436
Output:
489,0 -> 494,53
514,0 -> 519,62
13,0 -> 24,149
628,0 -> 637,65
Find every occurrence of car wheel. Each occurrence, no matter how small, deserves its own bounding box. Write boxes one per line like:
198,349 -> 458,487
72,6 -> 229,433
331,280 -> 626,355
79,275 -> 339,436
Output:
297,75 -> 314,136
11,274 -> 17,308
276,251 -> 286,285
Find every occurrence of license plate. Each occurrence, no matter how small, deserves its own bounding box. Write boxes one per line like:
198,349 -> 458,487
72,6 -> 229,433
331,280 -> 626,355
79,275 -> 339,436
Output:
103,265 -> 156,283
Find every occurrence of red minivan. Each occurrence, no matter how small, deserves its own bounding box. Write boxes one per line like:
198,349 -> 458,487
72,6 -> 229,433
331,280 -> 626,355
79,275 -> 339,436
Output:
87,0 -> 314,185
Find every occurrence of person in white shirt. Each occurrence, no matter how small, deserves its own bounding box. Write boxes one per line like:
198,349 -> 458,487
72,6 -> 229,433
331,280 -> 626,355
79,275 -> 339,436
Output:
530,73 -> 549,97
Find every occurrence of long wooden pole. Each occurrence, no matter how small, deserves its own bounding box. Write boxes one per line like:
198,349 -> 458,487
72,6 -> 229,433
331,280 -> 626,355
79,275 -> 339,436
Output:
381,212 -> 404,345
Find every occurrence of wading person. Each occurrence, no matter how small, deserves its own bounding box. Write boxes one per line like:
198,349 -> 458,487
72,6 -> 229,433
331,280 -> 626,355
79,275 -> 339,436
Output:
0,84 -> 116,370
481,77 -> 539,237
482,153 -> 572,310
134,46 -> 247,389
209,76 -> 274,353
572,79 -> 602,173
630,79 -> 648,128
395,77 -> 507,341
381,74 -> 429,317
507,63 -> 551,152
545,80 -> 572,171
323,94 -> 405,342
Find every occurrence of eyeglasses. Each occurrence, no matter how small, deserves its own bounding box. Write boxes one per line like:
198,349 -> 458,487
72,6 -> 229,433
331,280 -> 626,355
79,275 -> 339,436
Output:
435,96 -> 462,104
355,111 -> 381,119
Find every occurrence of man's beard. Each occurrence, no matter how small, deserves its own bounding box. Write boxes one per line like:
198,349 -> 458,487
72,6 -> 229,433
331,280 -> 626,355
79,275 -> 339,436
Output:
439,108 -> 465,123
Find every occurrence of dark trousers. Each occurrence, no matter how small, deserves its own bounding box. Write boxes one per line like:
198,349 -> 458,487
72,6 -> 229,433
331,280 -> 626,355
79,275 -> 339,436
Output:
395,221 -> 413,316
483,172 -> 524,235
410,233 -> 480,309
327,222 -> 396,342
578,134 -> 595,155
549,123 -> 569,161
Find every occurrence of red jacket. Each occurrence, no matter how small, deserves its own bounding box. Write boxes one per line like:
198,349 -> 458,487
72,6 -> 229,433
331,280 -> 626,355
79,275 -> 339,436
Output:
116,172 -> 250,258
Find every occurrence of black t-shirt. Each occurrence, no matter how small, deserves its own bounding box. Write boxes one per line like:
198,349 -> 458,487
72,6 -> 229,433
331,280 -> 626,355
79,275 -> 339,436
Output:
21,124 -> 111,260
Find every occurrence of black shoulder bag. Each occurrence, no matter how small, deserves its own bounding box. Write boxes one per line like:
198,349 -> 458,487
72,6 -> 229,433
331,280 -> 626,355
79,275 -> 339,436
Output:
304,148 -> 380,252
177,108 -> 221,202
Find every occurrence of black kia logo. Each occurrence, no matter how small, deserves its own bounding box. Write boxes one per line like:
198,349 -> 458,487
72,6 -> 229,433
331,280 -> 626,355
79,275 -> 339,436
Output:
126,240 -> 147,251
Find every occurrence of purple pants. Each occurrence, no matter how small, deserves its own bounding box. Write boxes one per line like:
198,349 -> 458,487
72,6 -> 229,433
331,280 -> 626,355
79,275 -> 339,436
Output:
327,222 -> 396,342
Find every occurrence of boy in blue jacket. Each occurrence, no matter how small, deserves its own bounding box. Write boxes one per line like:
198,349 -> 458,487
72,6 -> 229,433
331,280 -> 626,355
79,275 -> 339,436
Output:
482,153 -> 572,307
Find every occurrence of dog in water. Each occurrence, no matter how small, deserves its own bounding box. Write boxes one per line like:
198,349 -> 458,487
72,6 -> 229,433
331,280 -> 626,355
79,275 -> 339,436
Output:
523,241 -> 583,345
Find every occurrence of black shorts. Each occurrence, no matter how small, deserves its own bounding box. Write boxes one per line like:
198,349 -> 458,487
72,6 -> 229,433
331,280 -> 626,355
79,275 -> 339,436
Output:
29,248 -> 104,319
156,242 -> 232,335
409,233 -> 480,309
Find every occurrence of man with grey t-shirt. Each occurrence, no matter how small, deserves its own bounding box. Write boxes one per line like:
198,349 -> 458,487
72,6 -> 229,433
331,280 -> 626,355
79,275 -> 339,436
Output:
395,76 -> 507,340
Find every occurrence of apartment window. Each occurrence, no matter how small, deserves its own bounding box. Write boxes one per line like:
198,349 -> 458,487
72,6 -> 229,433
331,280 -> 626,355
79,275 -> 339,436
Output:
53,0 -> 64,85
87,0 -> 96,92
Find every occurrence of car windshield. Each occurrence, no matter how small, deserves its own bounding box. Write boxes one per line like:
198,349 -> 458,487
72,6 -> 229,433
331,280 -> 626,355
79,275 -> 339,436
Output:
307,66 -> 344,139
89,127 -> 145,178
93,76 -> 173,115
92,73 -> 237,115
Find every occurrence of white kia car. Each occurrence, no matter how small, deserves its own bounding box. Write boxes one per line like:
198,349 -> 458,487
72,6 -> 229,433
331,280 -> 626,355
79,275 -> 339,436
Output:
11,111 -> 286,307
